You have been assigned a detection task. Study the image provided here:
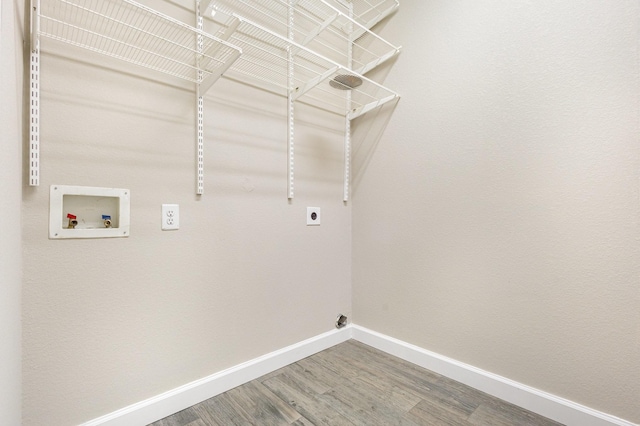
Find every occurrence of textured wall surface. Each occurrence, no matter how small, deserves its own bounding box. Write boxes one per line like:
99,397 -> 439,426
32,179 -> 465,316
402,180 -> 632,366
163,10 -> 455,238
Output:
1,0 -> 24,424
353,1 -> 640,423
21,2 -> 351,424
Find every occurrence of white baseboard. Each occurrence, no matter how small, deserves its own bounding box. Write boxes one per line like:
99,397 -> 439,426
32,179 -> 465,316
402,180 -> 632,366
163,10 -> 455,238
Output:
81,327 -> 352,426
351,325 -> 637,426
82,324 -> 636,426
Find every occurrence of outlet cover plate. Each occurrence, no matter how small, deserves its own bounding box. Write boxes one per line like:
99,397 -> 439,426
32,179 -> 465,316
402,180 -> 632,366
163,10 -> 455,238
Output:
307,207 -> 321,226
162,204 -> 179,230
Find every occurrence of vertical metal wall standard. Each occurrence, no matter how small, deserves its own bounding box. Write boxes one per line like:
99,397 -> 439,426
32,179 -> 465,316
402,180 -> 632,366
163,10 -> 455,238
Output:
343,2 -> 353,202
287,0 -> 295,199
196,1 -> 205,195
29,0 -> 40,186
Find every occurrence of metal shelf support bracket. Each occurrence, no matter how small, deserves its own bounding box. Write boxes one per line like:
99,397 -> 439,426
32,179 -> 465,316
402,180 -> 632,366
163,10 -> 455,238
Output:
29,0 -> 41,186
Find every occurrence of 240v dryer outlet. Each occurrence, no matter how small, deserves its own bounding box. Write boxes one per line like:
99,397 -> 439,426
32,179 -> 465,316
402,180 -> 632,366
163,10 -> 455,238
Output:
307,207 -> 321,226
162,204 -> 179,230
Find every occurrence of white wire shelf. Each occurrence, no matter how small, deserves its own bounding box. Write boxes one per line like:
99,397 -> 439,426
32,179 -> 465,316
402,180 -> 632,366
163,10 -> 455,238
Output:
36,0 -> 242,93
325,0 -> 399,29
204,0 -> 400,75
208,12 -> 398,119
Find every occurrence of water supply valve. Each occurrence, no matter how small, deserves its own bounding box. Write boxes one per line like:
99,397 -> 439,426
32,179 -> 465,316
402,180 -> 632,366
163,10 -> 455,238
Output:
102,215 -> 112,228
66,213 -> 78,229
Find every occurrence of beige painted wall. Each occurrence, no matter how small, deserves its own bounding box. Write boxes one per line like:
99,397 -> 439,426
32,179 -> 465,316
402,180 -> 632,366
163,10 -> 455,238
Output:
353,0 -> 640,423
20,0 -> 640,424
1,0 -> 24,424
21,2 -> 351,424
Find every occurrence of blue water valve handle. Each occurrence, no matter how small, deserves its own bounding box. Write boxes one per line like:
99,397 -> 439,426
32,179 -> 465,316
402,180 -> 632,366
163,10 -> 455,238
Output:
102,215 -> 111,220
102,215 -> 112,228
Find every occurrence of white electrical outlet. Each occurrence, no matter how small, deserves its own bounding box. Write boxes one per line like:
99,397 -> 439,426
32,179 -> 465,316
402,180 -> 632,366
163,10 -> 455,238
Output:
307,207 -> 321,226
162,204 -> 179,230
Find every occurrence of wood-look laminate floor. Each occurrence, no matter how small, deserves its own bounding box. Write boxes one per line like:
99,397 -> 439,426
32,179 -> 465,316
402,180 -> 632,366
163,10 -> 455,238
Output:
150,340 -> 563,426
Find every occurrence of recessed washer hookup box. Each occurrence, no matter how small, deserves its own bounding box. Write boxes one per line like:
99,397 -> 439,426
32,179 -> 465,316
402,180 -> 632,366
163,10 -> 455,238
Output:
49,185 -> 130,239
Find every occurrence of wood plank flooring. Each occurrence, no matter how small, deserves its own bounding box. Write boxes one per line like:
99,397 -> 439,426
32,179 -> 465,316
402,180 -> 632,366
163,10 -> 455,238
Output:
150,340 -> 563,426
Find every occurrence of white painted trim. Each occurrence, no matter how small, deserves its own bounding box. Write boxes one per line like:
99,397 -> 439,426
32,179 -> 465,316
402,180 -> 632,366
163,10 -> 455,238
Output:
81,324 -> 637,426
351,325 -> 637,426
81,327 -> 352,426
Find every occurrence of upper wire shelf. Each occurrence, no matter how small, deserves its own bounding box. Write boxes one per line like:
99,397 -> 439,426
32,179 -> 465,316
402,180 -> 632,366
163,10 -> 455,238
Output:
207,12 -> 398,119
324,0 -> 399,29
36,0 -> 242,93
204,0 -> 400,75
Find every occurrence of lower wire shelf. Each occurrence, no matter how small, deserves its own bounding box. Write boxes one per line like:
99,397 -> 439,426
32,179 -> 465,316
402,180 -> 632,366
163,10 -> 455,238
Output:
207,11 -> 399,119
